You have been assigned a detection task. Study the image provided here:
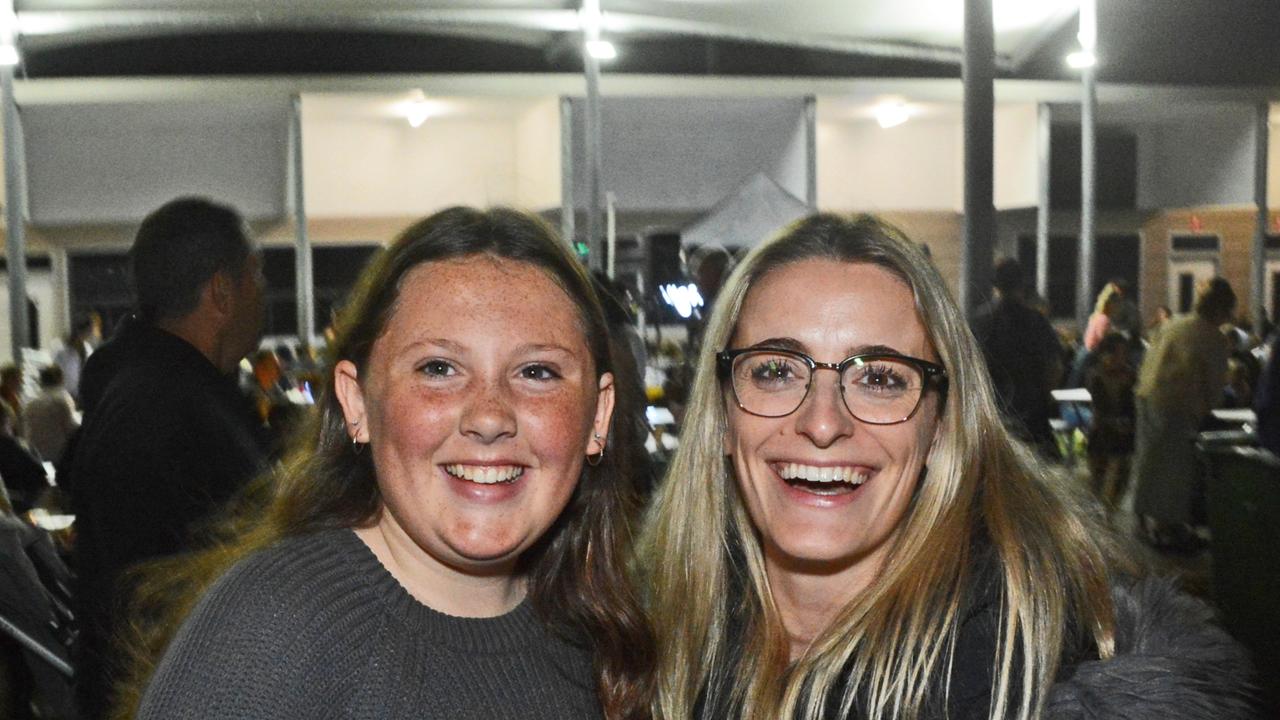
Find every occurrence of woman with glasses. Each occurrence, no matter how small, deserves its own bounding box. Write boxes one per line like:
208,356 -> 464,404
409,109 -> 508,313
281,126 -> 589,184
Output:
639,214 -> 1253,719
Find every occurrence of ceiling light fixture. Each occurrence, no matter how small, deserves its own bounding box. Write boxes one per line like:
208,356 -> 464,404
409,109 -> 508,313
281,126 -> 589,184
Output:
1066,50 -> 1096,69
406,101 -> 432,128
585,39 -> 617,60
875,102 -> 910,129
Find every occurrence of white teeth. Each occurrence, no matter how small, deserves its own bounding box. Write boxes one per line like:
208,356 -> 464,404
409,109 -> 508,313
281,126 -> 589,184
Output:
445,464 -> 525,484
778,463 -> 868,485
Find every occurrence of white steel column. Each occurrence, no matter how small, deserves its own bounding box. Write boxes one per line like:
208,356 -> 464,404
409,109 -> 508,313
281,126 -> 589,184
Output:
1036,103 -> 1052,300
581,0 -> 604,271
49,248 -> 70,341
1,2 -> 27,355
805,95 -> 817,209
1076,0 -> 1098,326
290,94 -> 315,346
559,97 -> 575,246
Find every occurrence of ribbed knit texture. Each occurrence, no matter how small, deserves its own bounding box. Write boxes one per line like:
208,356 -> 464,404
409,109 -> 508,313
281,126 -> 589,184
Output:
136,528 -> 603,719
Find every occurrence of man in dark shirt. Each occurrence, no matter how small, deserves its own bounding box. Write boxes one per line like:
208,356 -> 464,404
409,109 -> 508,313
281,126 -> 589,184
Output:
971,258 -> 1063,451
68,197 -> 268,719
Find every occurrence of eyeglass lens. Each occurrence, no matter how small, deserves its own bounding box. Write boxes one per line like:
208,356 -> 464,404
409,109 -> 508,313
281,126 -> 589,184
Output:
729,350 -> 926,423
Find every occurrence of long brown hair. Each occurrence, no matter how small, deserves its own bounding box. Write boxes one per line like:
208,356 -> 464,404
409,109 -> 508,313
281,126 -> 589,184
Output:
639,213 -> 1126,719
114,206 -> 654,719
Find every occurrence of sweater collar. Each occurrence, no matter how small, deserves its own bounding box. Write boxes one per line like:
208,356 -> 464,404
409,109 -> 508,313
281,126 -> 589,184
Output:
338,528 -> 548,654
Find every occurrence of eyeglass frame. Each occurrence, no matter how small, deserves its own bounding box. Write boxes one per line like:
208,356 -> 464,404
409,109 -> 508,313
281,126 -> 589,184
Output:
715,346 -> 949,425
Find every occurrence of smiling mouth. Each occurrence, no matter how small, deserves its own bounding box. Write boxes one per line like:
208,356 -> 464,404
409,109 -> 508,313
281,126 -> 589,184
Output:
444,464 -> 526,485
777,463 -> 869,496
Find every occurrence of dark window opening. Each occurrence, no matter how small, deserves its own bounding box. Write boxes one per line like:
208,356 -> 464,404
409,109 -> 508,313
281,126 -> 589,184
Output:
1049,125 -> 1138,211
1171,234 -> 1220,253
71,244 -> 381,341
1177,272 -> 1196,314
1271,270 -> 1280,322
69,252 -> 133,335
1017,234 -> 1139,319
262,245 -> 381,337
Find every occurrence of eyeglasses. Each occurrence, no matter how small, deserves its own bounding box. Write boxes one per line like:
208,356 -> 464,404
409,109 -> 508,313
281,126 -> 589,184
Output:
716,347 -> 947,425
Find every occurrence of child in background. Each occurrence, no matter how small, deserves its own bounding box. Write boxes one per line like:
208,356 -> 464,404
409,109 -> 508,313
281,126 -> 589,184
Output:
1086,333 -> 1136,510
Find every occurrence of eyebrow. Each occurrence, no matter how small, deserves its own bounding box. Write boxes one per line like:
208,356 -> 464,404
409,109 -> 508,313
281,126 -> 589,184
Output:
511,343 -> 578,358
747,338 -> 907,357
408,338 -> 464,353
399,339 -> 580,359
749,336 -> 806,352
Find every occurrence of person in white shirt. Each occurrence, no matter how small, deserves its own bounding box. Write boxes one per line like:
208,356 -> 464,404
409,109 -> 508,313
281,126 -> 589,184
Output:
24,364 -> 79,464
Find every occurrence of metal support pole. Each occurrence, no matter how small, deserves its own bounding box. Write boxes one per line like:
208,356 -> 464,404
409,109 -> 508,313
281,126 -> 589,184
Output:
1253,102 -> 1270,337
50,248 -> 70,340
1035,103 -> 1052,301
960,0 -> 995,318
583,53 -> 604,272
1076,0 -> 1098,327
2,54 -> 28,356
290,94 -> 315,346
559,97 -> 575,246
605,191 -> 616,279
805,95 -> 817,209
580,0 -> 605,271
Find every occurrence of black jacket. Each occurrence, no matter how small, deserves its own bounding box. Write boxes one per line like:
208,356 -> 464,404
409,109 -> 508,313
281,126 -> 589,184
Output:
971,298 -> 1061,445
701,574 -> 1255,719
68,321 -> 267,719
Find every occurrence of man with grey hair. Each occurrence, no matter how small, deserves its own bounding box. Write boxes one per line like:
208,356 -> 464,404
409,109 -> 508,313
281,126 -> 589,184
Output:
68,197 -> 268,719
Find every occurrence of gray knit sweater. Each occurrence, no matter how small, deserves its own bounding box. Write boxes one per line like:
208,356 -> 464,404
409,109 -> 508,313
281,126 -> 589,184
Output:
137,528 -> 603,719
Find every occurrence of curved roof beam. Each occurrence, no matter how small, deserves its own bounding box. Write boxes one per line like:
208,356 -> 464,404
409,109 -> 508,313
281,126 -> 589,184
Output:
14,6 -> 1014,69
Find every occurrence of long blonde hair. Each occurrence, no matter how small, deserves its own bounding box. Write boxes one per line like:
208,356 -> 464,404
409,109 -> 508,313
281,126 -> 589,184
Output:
1094,282 -> 1121,316
639,214 -> 1125,719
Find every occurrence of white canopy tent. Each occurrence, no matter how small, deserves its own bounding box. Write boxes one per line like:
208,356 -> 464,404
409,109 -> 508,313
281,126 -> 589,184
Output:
681,171 -> 809,251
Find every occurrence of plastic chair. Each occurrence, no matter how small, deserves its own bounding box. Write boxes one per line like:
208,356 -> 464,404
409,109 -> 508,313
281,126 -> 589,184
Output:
0,515 -> 76,718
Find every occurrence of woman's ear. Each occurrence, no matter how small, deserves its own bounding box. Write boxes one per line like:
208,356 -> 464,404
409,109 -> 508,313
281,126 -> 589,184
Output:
588,372 -> 616,455
334,360 -> 368,442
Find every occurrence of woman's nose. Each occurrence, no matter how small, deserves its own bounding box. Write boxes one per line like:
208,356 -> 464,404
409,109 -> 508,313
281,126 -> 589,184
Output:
460,381 -> 518,443
794,370 -> 855,448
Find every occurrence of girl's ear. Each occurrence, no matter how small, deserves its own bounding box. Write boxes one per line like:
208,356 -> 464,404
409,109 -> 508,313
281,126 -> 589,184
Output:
588,372 -> 616,455
334,360 -> 368,442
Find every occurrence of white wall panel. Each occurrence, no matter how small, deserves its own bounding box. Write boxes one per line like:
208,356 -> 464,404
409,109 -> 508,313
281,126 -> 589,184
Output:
994,103 -> 1038,210
817,117 -> 961,211
24,101 -> 289,224
0,268 -> 56,363
1137,114 -> 1255,209
515,98 -> 562,211
304,114 -> 518,217
570,97 -> 808,212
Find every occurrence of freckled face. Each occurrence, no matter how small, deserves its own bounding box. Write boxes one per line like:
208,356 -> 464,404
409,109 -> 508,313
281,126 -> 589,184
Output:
336,257 -> 613,578
725,260 -> 940,587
